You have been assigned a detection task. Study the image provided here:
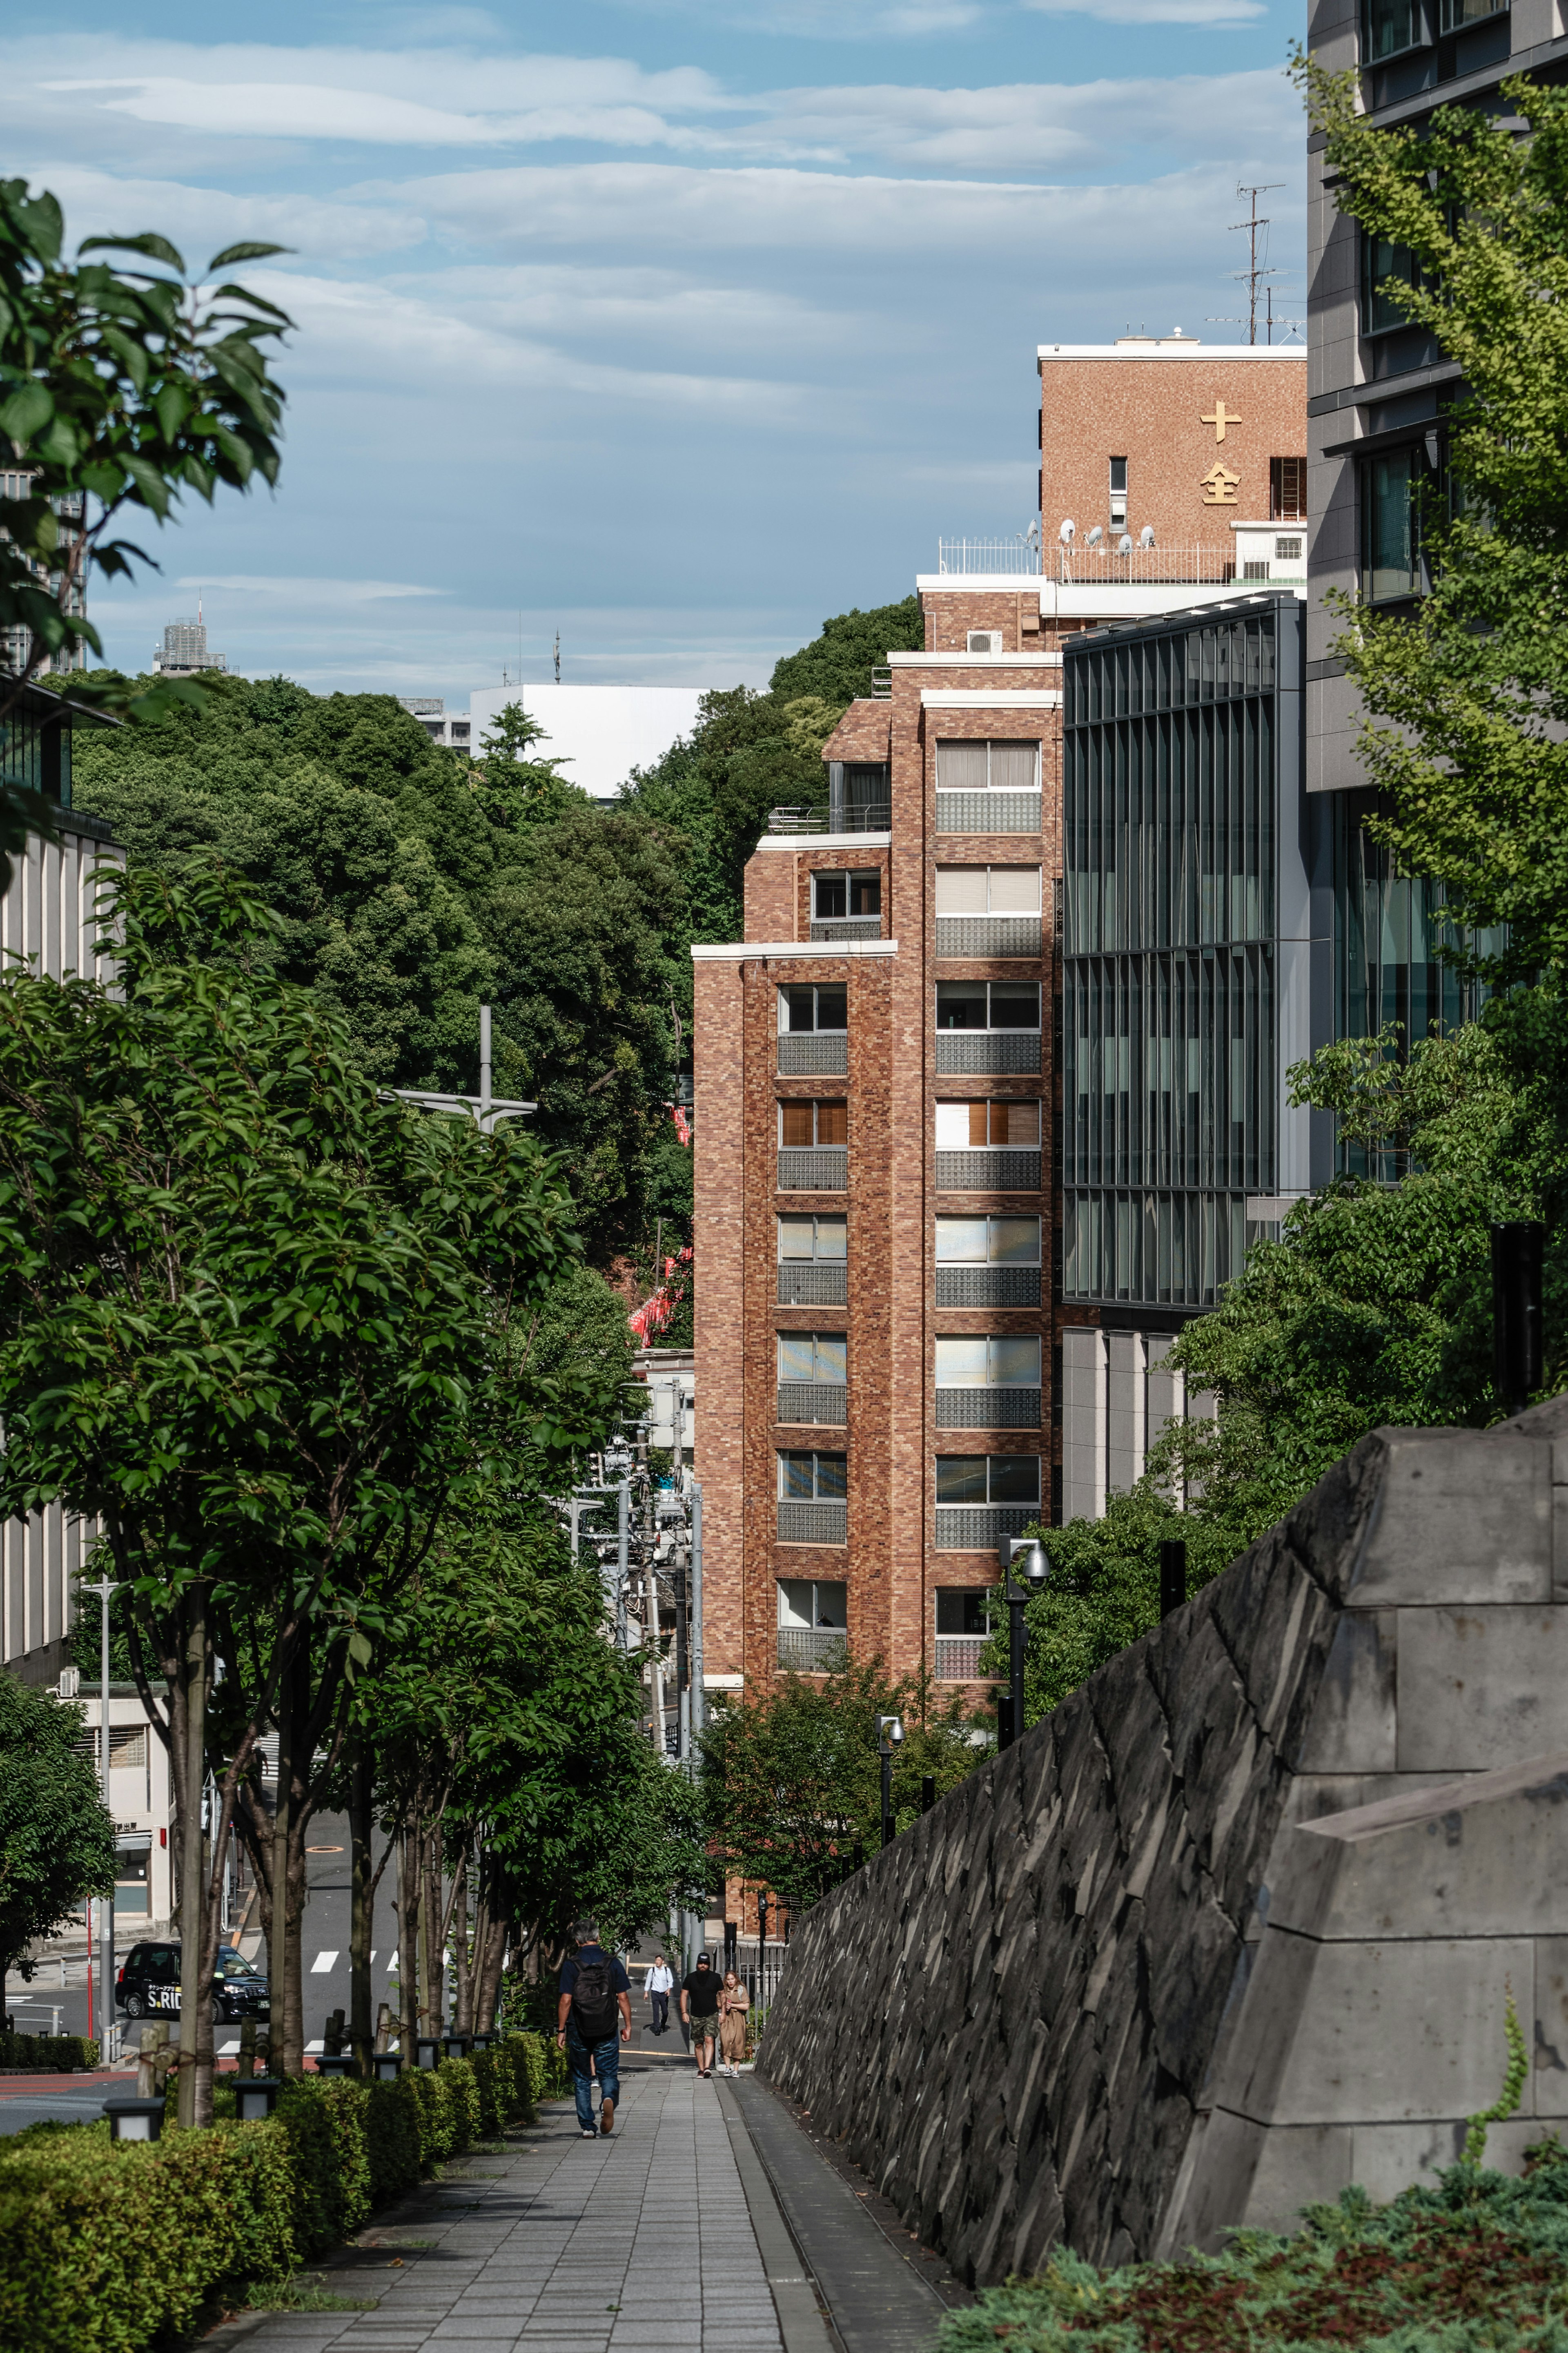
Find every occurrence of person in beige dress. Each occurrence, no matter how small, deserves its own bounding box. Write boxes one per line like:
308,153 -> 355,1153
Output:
718,1971 -> 749,2074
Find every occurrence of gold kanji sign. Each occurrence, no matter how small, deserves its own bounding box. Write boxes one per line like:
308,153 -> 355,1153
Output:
1200,401 -> 1242,442
1201,463 -> 1240,506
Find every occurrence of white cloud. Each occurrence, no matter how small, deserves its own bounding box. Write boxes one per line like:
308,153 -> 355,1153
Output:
7,164 -> 425,263
1023,0 -> 1262,21
175,575 -> 452,601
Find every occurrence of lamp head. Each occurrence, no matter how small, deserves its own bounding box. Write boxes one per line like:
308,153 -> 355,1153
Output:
877,1713 -> 905,1752
1017,1539 -> 1050,1590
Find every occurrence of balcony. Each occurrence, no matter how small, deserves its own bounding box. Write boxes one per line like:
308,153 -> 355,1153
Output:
777,1499 -> 848,1545
936,793 -> 1042,836
935,1388 -> 1041,1429
936,1032 -> 1040,1076
934,1634 -> 993,1681
777,1261 -> 848,1305
776,1382 -> 849,1427
778,1147 -> 848,1191
936,916 -> 1041,959
778,1034 -> 848,1076
935,538 -> 1233,584
935,1265 -> 1040,1306
767,805 -> 891,836
935,1148 -> 1040,1193
935,1503 -> 1037,1551
810,916 -> 882,944
777,1626 -> 850,1671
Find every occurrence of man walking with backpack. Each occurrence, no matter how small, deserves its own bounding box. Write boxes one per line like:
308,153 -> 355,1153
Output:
557,1918 -> 632,2138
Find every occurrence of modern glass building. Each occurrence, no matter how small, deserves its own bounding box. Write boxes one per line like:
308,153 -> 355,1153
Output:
1060,593 -> 1332,1314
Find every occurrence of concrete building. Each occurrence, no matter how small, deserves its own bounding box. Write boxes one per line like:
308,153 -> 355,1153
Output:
397,696 -> 472,753
692,341 -> 1308,1708
151,611 -> 227,678
1,468 -> 87,681
468,683 -> 706,798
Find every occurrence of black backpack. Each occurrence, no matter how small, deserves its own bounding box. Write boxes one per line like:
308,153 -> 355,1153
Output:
570,1954 -> 618,2043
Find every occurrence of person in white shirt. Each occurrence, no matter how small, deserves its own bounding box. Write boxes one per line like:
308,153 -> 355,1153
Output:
645,1954 -> 674,2036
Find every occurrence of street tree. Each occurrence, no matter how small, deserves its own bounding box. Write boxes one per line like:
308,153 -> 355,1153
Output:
0,1675 -> 117,2032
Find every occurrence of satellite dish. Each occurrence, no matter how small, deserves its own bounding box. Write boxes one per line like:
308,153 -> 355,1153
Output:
1139,524 -> 1156,549
1117,533 -> 1134,555
1059,518 -> 1075,544
1086,524 -> 1104,547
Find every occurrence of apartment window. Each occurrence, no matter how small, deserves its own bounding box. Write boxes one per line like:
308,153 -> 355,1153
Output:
1364,0 -> 1423,51
1243,562 -> 1269,582
935,1456 -> 1040,1506
935,1216 -> 1041,1265
109,1726 -> 148,1769
778,1578 -> 848,1630
933,743 -> 1040,793
1361,448 -> 1427,602
777,1332 -> 847,1383
779,1451 -> 847,1500
1269,457 -> 1307,521
813,870 -> 880,919
779,1100 -> 848,1147
936,982 -> 1040,1031
1275,536 -> 1303,563
935,866 -> 1042,915
1109,455 -> 1128,531
1437,0 -> 1506,26
1361,235 -> 1422,337
934,1336 -> 1041,1387
936,1589 -> 992,1635
780,984 -> 847,1033
778,1214 -> 847,1262
935,1101 -> 1041,1148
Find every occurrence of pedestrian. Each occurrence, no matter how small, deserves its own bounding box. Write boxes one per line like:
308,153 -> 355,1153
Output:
646,1952 -> 674,2036
680,1952 -> 721,2077
718,1969 -> 749,2076
557,1917 -> 632,2139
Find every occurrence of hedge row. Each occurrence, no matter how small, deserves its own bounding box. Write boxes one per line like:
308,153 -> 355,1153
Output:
0,2031 -> 566,2353
0,2031 -> 98,2072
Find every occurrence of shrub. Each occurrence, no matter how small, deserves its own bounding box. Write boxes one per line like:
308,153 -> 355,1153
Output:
363,2075 -> 421,2208
0,2029 -> 98,2070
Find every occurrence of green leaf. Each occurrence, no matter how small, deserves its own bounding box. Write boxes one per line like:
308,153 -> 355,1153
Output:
206,243 -> 293,270
78,231 -> 186,273
0,384 -> 54,446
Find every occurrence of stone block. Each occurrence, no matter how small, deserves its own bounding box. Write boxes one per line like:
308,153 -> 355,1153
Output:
1349,1433 -> 1551,1607
1395,1608 -> 1568,1769
1294,1610 -> 1396,1775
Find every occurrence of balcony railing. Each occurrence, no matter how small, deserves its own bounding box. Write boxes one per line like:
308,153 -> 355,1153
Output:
810,917 -> 882,943
778,1147 -> 848,1191
936,1032 -> 1040,1075
935,916 -> 1041,959
935,1503 -> 1037,1551
767,804 -> 892,836
936,792 -> 1042,836
935,1265 -> 1041,1307
778,1035 -> 848,1076
935,1387 -> 1041,1429
778,1626 -> 850,1671
936,538 -> 1235,584
935,1148 -> 1041,1193
777,1262 -> 848,1305
934,1635 -> 993,1681
776,1382 -> 849,1427
777,1499 -> 848,1546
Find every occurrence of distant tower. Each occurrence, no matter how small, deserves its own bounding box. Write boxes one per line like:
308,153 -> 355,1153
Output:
152,606 -> 227,678
554,630 -> 561,686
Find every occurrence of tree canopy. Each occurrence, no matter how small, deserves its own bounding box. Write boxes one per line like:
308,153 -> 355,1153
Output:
0,1674 -> 116,2009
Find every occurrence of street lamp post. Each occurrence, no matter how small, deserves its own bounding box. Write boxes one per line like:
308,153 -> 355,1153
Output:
80,1575 -> 122,2063
998,1538 -> 1050,1746
876,1714 -> 904,1849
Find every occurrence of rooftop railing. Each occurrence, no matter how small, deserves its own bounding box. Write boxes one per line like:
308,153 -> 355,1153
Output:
767,803 -> 891,836
937,538 -> 1239,584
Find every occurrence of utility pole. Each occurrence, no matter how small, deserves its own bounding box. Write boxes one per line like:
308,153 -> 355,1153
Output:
80,1576 -> 122,2063
1230,182 -> 1283,346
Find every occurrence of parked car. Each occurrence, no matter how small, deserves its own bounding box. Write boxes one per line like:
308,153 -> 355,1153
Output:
116,1941 -> 270,2022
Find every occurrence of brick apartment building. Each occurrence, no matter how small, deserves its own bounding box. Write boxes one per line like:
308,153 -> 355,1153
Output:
692,338 -> 1307,1725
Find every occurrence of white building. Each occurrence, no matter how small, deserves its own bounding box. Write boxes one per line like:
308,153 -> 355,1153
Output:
468,684 -> 706,798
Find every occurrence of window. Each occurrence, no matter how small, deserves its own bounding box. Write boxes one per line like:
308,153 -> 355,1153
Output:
935,1216 -> 1041,1264
1243,562 -> 1269,582
1364,0 -> 1423,51
936,981 -> 1041,1031
935,1101 -> 1040,1148
1437,0 -> 1505,27
777,1333 -> 847,1383
934,743 -> 1040,793
778,1214 -> 847,1261
1361,448 -> 1428,602
109,1726 -> 147,1769
777,1578 -> 848,1629
1275,536 -> 1303,563
1270,457 -> 1307,521
813,870 -> 881,919
778,1451 -> 847,1501
1109,455 -> 1128,530
780,1099 -> 847,1147
936,1589 -> 993,1635
934,1336 -> 1041,1386
935,1456 -> 1040,1505
780,984 -> 847,1034
934,866 -> 1042,915
1361,235 -> 1422,337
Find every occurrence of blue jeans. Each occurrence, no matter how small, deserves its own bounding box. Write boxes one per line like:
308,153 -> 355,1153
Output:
566,2030 -> 621,2130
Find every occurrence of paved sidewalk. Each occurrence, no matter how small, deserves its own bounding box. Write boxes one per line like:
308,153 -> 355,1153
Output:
228,2068 -> 791,2353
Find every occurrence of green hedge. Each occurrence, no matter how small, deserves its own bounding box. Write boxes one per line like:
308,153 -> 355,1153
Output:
0,2030 -> 556,2353
0,2030 -> 99,2071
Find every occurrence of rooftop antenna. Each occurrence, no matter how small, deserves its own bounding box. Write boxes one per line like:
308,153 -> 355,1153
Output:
554,629 -> 561,686
1230,182 -> 1283,346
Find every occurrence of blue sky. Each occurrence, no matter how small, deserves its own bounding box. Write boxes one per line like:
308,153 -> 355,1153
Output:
8,0 -> 1305,703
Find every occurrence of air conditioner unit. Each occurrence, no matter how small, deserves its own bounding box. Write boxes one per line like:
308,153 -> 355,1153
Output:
967,630 -> 1003,655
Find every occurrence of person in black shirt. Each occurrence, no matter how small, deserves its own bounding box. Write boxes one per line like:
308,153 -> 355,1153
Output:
680,1952 -> 720,2078
557,1917 -> 632,2137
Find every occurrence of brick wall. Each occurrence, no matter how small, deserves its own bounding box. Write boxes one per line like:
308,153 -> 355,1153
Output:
744,850 -> 799,944
821,702 -> 893,762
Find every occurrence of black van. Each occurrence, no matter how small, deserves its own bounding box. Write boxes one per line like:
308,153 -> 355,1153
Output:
117,1942 -> 270,2022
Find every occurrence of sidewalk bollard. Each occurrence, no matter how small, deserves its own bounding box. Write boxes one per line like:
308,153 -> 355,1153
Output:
374,2051 -> 403,2080
234,2076 -> 283,2123
104,2096 -> 165,2142
415,2034 -> 440,2069
443,2030 -> 472,2060
315,2053 -> 356,2077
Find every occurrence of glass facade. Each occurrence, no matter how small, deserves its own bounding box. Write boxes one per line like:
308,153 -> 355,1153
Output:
1062,603 -> 1295,1308
0,687 -> 74,810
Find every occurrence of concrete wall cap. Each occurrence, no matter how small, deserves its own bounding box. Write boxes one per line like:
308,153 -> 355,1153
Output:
889,651 -> 1064,668
1298,1745 -> 1568,1847
752,832 -> 891,852
690,939 -> 899,960
920,690 -> 1062,709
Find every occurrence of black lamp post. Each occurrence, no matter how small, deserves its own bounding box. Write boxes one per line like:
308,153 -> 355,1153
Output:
999,1537 -> 1050,1742
758,1894 -> 769,1946
877,1713 -> 904,1848
1160,1537 -> 1187,1619
1492,1222 -> 1545,1414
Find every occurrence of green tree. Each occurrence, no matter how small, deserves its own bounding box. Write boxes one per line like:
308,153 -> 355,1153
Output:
768,596 -> 924,705
472,701 -> 587,832
0,1674 -> 116,2028
701,1657 -> 985,1921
